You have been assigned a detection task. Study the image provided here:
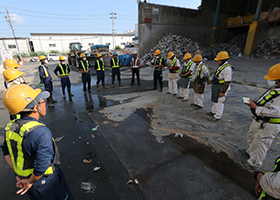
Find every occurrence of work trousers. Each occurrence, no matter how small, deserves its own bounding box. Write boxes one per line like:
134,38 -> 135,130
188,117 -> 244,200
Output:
96,71 -> 105,84
27,165 -> 73,200
179,82 -> 190,99
193,92 -> 204,107
82,73 -> 91,92
246,120 -> 280,168
43,78 -> 53,95
168,73 -> 179,94
211,90 -> 228,119
131,68 -> 140,84
153,70 -> 163,87
60,76 -> 71,90
112,68 -> 120,84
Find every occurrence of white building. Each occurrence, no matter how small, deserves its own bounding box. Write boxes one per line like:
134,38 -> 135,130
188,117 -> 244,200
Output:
0,37 -> 32,54
30,33 -> 135,53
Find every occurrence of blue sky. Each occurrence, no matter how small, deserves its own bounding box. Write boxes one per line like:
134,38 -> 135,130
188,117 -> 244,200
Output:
0,0 -> 201,38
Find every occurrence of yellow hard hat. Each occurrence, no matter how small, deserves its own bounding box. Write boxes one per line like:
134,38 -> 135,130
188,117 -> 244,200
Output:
168,52 -> 175,59
59,56 -> 65,61
214,51 -> 229,61
192,54 -> 203,62
3,68 -> 24,82
3,59 -> 19,69
97,53 -> 102,58
155,50 -> 161,56
264,63 -> 280,81
183,53 -> 192,60
80,53 -> 86,58
2,84 -> 41,115
39,55 -> 47,61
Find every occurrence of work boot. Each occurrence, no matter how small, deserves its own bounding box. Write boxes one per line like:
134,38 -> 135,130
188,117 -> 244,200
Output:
67,88 -> 74,102
47,97 -> 54,108
111,83 -> 114,88
159,86 -> 162,92
151,84 -> 157,90
97,83 -> 100,92
102,83 -> 107,89
118,82 -> 122,87
62,89 -> 66,99
50,95 -> 57,104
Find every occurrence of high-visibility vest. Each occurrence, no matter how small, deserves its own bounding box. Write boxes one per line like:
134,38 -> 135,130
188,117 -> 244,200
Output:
96,60 -> 105,71
112,58 -> 119,68
154,57 -> 163,67
59,64 -> 69,76
197,63 -> 209,77
40,65 -> 49,78
5,119 -> 57,178
251,90 -> 280,124
182,61 -> 194,78
212,64 -> 232,84
168,58 -> 179,73
80,60 -> 90,73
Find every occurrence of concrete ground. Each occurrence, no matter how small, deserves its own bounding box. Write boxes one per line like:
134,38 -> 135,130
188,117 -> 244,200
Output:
0,57 -> 280,199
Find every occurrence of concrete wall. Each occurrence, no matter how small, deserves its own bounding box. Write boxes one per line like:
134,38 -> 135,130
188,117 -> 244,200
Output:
138,2 -> 231,57
0,38 -> 31,54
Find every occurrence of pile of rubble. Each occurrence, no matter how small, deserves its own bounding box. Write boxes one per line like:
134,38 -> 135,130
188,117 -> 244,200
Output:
141,34 -> 246,65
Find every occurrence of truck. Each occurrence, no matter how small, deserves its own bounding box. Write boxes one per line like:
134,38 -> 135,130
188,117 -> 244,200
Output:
67,42 -> 110,68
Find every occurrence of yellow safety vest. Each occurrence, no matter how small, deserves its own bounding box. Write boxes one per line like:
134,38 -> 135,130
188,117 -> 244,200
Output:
40,65 -> 49,78
112,58 -> 119,68
80,60 -> 90,73
5,119 -> 55,178
59,64 -> 69,76
182,61 -> 194,78
213,64 -> 232,84
154,57 -> 164,69
96,60 -> 105,71
197,63 -> 209,77
168,58 -> 179,73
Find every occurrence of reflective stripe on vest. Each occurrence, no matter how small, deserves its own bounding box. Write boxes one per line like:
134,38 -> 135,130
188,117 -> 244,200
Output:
214,64 -> 232,84
197,63 -> 209,77
154,57 -> 163,68
168,58 -> 179,73
183,61 -> 193,78
96,60 -> 105,71
80,60 -> 89,73
5,120 -> 54,178
40,65 -> 49,78
257,90 -> 280,106
112,58 -> 119,68
59,64 -> 69,76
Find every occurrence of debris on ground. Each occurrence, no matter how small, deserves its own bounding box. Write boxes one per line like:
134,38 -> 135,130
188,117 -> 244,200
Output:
83,159 -> 92,163
83,152 -> 96,163
80,182 -> 97,193
92,125 -> 99,131
54,135 -> 64,142
127,179 -> 134,184
134,179 -> 139,184
175,133 -> 183,138
93,166 -> 100,172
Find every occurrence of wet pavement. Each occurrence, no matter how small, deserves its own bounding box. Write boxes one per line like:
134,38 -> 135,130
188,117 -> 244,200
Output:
0,58 -> 280,199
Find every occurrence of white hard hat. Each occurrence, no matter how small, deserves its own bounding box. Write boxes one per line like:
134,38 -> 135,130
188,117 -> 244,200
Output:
133,51 -> 137,55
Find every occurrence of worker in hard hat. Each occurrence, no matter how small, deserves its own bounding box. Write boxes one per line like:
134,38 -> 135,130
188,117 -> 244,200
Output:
209,51 -> 234,120
167,51 -> 181,96
130,51 -> 141,85
191,54 -> 210,109
94,53 -> 107,91
178,53 -> 196,101
54,56 -> 74,101
238,63 -> 280,171
110,52 -> 122,87
1,84 -> 73,199
151,50 -> 165,92
3,68 -> 26,89
38,55 -> 56,107
79,53 -> 92,93
3,59 -> 20,88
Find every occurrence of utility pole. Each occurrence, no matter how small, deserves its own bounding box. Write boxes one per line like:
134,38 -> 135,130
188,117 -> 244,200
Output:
109,12 -> 116,50
4,3 -> 22,62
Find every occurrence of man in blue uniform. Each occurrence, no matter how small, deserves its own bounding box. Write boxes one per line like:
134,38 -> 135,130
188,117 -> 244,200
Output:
1,84 -> 73,200
79,53 -> 92,93
151,50 -> 166,92
95,53 -> 107,91
110,52 -> 122,87
54,56 -> 74,101
38,55 -> 56,107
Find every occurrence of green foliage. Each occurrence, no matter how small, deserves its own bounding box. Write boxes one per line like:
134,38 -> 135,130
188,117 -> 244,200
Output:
49,50 -> 60,53
29,52 -> 38,57
37,51 -> 47,56
20,52 -> 29,57
115,45 -> 121,50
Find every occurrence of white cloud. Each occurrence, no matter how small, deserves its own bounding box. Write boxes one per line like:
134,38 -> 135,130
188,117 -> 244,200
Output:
9,13 -> 26,24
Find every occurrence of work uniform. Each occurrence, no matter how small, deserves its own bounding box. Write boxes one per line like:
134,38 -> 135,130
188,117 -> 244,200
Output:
246,87 -> 280,169
168,57 -> 181,94
178,60 -> 195,100
39,64 -> 53,95
110,57 -> 121,85
259,156 -> 280,200
211,61 -> 233,119
95,59 -> 105,86
79,60 -> 91,92
153,56 -> 166,90
130,57 -> 141,85
54,63 -> 71,90
1,116 -> 73,200
193,62 -> 210,107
